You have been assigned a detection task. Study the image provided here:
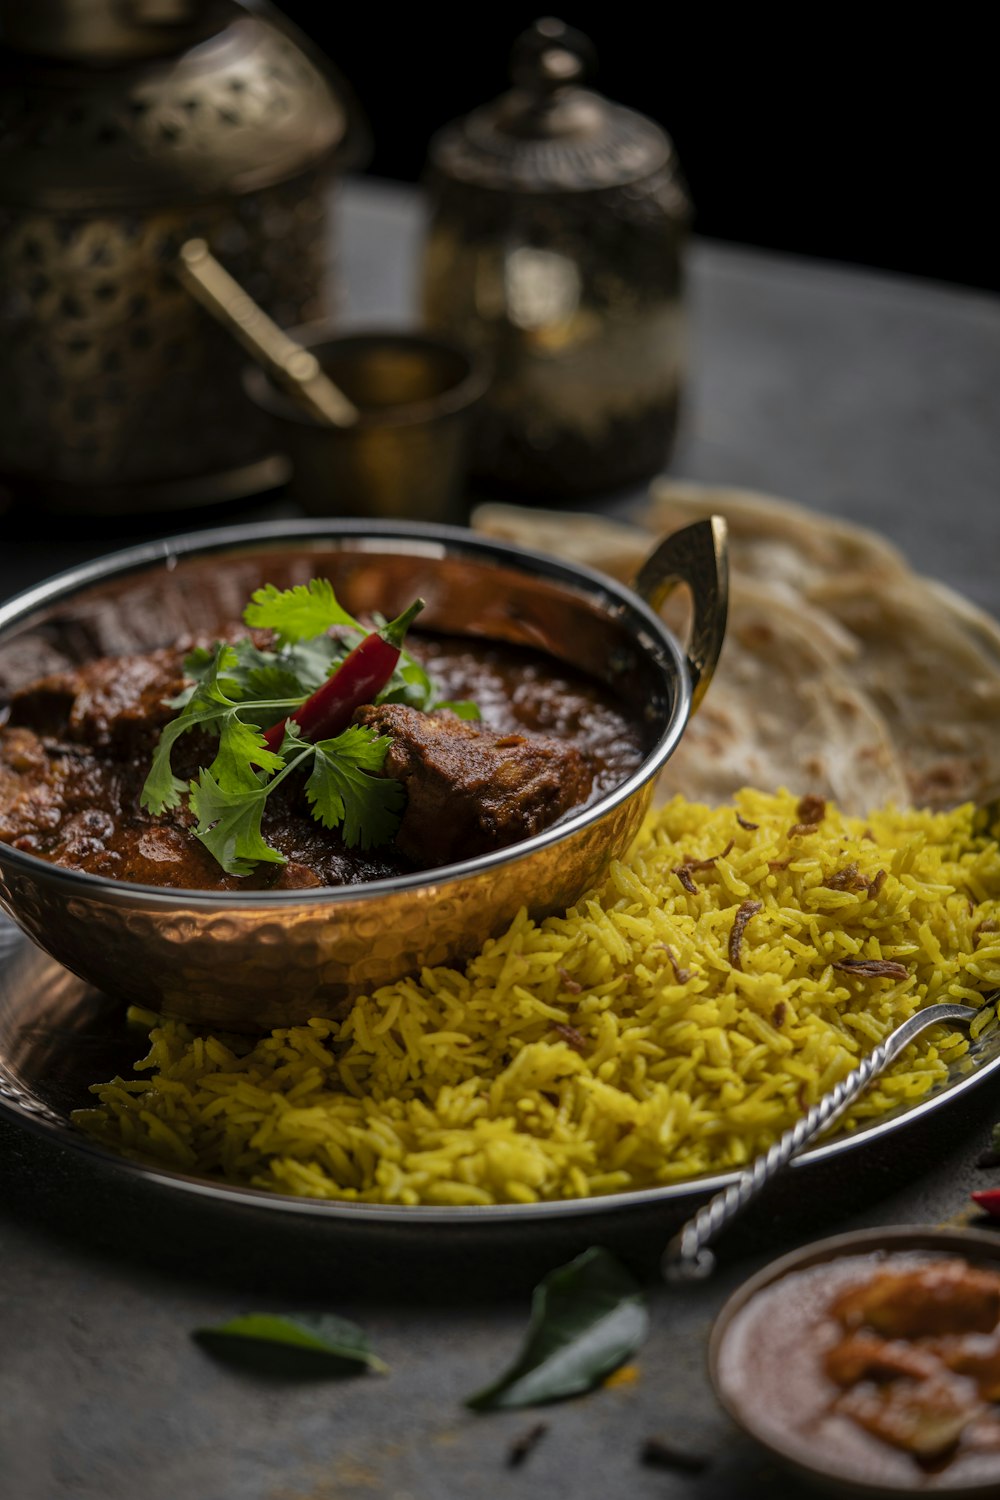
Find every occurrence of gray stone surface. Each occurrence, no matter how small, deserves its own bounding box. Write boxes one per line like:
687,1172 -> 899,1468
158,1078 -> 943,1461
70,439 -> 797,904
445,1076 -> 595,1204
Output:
1,178 -> 999,1500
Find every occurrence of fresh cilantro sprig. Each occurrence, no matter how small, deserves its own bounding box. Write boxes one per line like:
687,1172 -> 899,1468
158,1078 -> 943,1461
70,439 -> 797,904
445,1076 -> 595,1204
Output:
221,581 -> 478,717
188,723 -> 403,876
140,578 -> 477,877
142,643 -> 291,815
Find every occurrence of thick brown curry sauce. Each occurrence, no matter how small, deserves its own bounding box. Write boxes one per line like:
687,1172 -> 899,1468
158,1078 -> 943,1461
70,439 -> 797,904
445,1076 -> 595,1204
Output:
0,632 -> 643,892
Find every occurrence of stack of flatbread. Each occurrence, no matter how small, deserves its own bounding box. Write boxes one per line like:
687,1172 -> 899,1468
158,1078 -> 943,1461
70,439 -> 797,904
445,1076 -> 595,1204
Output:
473,482 -> 1000,815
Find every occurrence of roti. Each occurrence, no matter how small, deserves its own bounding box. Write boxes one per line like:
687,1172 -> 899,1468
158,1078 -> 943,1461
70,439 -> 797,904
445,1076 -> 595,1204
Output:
471,502 -> 650,583
642,480 -> 911,595
655,581 -> 909,814
808,574 -> 1000,809
471,483 -> 1000,816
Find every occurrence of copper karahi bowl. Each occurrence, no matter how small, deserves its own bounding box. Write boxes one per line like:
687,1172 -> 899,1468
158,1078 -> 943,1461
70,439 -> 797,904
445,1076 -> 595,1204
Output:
0,518 -> 727,1031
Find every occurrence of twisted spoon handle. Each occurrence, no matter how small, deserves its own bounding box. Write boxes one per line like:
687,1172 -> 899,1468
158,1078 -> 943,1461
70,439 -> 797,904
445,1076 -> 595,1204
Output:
662,1001 -> 979,1283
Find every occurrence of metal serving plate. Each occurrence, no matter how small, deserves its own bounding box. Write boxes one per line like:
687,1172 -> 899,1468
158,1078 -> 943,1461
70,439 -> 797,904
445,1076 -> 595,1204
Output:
3,912 -> 999,1227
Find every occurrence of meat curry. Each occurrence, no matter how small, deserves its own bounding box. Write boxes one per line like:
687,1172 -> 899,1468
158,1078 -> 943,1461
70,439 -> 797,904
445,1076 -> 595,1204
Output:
718,1251 -> 1000,1487
0,610 -> 643,893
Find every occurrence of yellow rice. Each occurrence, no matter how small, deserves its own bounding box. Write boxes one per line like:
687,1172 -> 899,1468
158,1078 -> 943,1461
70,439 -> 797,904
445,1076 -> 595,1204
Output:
74,791 -> 1000,1206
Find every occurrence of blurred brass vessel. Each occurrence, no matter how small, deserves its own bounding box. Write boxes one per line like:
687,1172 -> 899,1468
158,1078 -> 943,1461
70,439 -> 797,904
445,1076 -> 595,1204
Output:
422,18 -> 690,500
0,0 -> 363,513
0,517 -> 727,1031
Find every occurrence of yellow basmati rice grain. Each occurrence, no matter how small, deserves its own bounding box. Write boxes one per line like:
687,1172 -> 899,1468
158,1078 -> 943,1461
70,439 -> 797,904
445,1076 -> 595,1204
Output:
75,791 -> 1000,1205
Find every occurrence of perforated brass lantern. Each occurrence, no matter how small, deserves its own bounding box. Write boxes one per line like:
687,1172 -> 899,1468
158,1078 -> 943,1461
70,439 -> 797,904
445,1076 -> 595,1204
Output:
422,18 -> 691,501
0,0 -> 361,514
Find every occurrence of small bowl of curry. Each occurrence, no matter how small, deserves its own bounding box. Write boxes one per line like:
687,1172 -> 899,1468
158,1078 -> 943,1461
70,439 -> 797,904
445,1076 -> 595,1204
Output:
0,516 -> 726,1030
710,1226 -> 1000,1498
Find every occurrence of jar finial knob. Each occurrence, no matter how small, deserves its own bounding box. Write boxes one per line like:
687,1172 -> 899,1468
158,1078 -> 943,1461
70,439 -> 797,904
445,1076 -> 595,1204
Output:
510,17 -> 596,95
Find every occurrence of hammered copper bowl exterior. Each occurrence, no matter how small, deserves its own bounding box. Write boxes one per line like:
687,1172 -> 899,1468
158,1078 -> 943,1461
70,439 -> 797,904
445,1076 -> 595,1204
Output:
0,520 -> 692,1030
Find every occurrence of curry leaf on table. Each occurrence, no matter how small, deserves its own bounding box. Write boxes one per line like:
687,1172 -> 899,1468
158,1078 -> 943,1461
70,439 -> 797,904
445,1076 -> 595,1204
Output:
195,1312 -> 387,1373
466,1247 -> 649,1411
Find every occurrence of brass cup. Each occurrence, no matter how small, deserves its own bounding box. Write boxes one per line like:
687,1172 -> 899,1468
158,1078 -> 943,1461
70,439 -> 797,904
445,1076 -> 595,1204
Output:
243,329 -> 489,523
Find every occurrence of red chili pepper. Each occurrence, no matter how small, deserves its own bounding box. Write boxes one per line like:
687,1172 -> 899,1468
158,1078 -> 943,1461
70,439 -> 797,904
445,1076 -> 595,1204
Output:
971,1189 -> 1000,1219
262,597 -> 425,754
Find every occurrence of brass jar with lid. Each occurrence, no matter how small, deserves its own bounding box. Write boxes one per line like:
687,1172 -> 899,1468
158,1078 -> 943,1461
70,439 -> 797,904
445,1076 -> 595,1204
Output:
422,18 -> 690,500
0,0 -> 362,514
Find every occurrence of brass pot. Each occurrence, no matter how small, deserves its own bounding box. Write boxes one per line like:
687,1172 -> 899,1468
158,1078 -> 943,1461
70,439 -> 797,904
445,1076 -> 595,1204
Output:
0,0 -> 364,513
0,517 -> 727,1030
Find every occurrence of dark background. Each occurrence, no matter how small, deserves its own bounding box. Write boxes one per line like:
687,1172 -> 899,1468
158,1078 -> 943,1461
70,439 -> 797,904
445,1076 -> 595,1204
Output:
280,5 -> 995,294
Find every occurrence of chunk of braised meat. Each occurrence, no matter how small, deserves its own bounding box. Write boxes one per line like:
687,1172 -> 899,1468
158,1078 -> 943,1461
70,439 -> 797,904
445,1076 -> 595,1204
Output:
6,628 -> 269,758
830,1261 -> 1000,1339
354,704 -> 593,867
835,1372 -> 980,1461
825,1332 -> 942,1387
8,647 -> 188,756
925,1334 -> 1000,1401
823,1261 -> 1000,1464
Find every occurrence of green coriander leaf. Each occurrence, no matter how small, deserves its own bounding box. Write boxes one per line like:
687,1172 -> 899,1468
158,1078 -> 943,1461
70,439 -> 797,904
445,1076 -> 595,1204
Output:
209,717 -> 284,794
141,734 -> 191,814
141,694 -> 241,814
208,642 -> 289,708
241,661 -> 312,710
288,635 -> 351,693
199,642 -> 241,695
195,1312 -> 387,1374
189,768 -> 286,876
168,644 -> 218,707
166,682 -> 198,711
320,723 -> 394,774
183,644 -> 216,678
392,656 -> 435,709
306,727 -> 404,849
142,642 -> 308,814
189,640 -> 314,728
466,1248 -> 649,1411
437,699 -> 481,721
243,579 -> 362,647
377,656 -> 479,716
277,718 -> 307,755
178,642 -> 256,715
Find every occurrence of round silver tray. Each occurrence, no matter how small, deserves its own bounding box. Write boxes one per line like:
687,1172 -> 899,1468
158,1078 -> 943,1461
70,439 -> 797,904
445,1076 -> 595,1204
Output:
3,914 -> 999,1228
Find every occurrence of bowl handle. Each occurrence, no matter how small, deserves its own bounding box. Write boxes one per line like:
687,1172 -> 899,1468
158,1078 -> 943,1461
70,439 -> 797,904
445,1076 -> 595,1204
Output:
631,516 -> 729,714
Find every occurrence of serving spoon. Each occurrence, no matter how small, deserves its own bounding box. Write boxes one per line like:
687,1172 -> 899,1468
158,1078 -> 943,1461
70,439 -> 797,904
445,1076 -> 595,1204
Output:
176,239 -> 360,429
663,999 -> 996,1283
